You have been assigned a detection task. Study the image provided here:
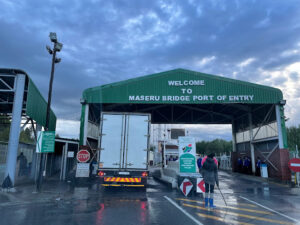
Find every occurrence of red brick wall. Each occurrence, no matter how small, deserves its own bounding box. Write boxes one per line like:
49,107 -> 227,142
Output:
231,149 -> 291,181
266,149 -> 290,180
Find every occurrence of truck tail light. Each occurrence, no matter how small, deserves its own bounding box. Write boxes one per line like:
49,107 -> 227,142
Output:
142,172 -> 148,177
99,171 -> 105,176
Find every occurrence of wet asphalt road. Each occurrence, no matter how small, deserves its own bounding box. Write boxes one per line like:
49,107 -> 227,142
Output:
1,171 -> 300,225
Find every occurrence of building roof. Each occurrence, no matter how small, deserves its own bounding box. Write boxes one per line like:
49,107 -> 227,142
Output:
82,68 -> 283,105
0,68 -> 56,130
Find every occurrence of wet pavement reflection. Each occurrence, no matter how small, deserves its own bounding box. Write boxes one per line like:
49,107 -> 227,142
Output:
0,171 -> 300,225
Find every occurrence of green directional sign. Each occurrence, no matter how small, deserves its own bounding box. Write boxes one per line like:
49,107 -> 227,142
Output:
36,131 -> 55,153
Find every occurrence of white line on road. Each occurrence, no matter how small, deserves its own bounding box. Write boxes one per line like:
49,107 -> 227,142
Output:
164,196 -> 203,225
239,196 -> 300,224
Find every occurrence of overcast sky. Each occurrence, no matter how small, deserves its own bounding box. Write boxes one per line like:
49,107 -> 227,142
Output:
1,0 -> 300,140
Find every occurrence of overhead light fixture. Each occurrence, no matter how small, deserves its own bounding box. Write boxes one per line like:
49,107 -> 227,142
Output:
54,58 -> 61,63
279,100 -> 286,105
46,45 -> 53,54
49,32 -> 57,43
54,42 -> 63,52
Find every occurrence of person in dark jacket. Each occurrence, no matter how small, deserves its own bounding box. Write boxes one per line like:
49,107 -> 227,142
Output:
17,152 -> 27,176
237,157 -> 242,173
255,157 -> 261,176
201,153 -> 219,208
197,156 -> 202,172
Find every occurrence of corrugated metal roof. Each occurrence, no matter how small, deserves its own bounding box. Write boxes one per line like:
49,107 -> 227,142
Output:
0,68 -> 56,131
82,68 -> 283,105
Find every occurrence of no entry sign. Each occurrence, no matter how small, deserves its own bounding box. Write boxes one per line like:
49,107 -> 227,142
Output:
77,150 -> 90,163
288,158 -> 300,172
180,178 -> 193,196
196,178 -> 205,193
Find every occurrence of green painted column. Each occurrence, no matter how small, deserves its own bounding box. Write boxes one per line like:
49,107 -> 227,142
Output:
79,104 -> 86,146
276,105 -> 288,149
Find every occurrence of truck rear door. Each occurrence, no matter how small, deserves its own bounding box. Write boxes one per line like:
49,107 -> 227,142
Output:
125,114 -> 149,169
99,114 -> 124,168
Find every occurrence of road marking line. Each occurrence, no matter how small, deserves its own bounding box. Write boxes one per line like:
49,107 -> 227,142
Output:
196,213 -> 254,225
183,203 -> 294,225
164,196 -> 203,225
213,205 -> 272,215
176,198 -> 267,213
240,196 -> 300,224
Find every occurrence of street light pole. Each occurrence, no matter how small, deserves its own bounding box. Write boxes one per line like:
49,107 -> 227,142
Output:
45,48 -> 56,130
36,32 -> 62,192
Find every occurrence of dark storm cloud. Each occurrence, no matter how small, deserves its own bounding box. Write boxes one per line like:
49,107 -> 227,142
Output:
1,0 -> 300,125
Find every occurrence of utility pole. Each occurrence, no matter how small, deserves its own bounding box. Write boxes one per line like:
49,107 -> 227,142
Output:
36,32 -> 63,192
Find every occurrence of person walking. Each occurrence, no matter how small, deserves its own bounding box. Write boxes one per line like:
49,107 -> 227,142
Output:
202,153 -> 219,208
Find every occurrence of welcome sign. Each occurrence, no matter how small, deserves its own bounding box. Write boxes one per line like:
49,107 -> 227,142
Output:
128,79 -> 255,103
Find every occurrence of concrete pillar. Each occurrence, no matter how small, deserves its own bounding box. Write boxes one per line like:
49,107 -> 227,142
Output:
275,105 -> 284,149
63,142 -> 68,180
83,104 -> 89,145
248,113 -> 256,174
3,74 -> 25,187
232,120 -> 237,152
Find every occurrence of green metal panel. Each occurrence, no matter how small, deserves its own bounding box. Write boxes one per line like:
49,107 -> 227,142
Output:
280,105 -> 288,149
82,69 -> 283,104
26,79 -> 56,131
79,104 -> 86,146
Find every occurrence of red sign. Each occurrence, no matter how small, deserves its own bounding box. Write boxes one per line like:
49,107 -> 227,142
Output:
197,178 -> 205,193
180,178 -> 193,196
288,158 -> 300,172
77,150 -> 90,163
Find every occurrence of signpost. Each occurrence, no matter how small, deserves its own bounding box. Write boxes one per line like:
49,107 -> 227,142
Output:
180,178 -> 193,196
179,137 -> 196,173
289,158 -> 300,187
77,150 -> 90,163
36,131 -> 55,153
196,178 -> 205,193
76,149 -> 91,178
75,163 -> 90,177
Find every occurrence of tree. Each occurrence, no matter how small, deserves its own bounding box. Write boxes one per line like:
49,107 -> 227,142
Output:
0,115 -> 35,144
196,139 -> 232,155
19,127 -> 35,144
0,115 -> 10,142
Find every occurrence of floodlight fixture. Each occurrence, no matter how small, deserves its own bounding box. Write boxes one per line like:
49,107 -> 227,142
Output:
46,45 -> 53,54
54,42 -> 63,52
54,58 -> 61,63
49,32 -> 57,43
279,100 -> 286,105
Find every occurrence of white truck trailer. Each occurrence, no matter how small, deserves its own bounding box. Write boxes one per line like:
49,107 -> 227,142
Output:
97,112 -> 150,187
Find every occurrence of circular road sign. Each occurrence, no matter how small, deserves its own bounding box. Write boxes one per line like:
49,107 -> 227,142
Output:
77,150 -> 90,163
288,158 -> 300,172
